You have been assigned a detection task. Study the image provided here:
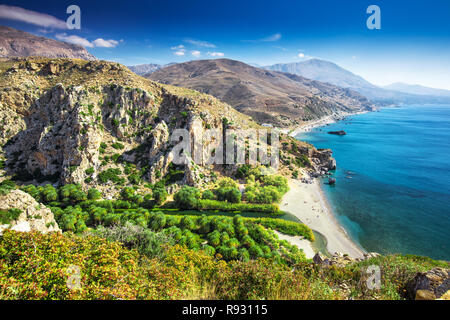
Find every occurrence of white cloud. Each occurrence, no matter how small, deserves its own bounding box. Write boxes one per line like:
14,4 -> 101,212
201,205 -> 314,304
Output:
0,5 -> 67,29
92,38 -> 119,48
171,44 -> 185,50
184,39 -> 216,48
56,33 -> 120,48
191,50 -> 201,57
244,33 -> 282,43
261,33 -> 282,42
171,44 -> 187,56
207,52 -> 224,57
56,34 -> 94,48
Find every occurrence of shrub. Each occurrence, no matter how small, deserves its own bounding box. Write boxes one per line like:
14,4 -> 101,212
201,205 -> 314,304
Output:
152,187 -> 167,206
201,190 -> 215,200
150,212 -> 167,231
174,186 -> 201,209
217,177 -> 238,189
111,142 -> 125,150
235,164 -> 251,179
41,184 -> 58,203
0,180 -> 16,196
180,216 -> 196,231
92,223 -> 175,259
87,188 -> 102,200
0,208 -> 22,224
215,187 -> 242,203
0,230 -> 150,299
59,184 -> 87,205
98,168 -> 124,185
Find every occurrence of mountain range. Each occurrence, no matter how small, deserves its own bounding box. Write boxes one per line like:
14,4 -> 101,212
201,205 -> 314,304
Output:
127,63 -> 165,76
148,59 -> 374,127
265,59 -> 450,105
383,82 -> 450,98
0,26 -> 96,61
1,25 -> 449,124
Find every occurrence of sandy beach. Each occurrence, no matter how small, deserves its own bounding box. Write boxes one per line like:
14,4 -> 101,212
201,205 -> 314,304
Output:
279,111 -> 370,137
281,179 -> 365,259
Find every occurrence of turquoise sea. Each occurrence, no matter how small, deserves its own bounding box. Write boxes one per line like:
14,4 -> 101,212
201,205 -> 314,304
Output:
296,105 -> 450,260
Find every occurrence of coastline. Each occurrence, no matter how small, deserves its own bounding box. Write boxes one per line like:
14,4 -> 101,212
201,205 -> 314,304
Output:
281,179 -> 365,258
282,110 -> 369,137
277,110 -> 371,258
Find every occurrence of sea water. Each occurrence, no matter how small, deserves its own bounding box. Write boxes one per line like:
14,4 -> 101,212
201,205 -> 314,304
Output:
296,105 -> 450,260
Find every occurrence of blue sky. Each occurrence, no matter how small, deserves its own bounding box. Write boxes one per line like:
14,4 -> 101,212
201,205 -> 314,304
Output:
1,0 -> 450,89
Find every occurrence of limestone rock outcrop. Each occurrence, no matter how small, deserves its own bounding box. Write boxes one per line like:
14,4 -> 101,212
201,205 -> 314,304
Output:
0,189 -> 60,235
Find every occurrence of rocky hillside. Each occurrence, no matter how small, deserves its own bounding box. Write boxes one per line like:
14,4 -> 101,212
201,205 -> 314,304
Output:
148,59 -> 375,127
0,26 -> 96,61
0,57 -> 334,196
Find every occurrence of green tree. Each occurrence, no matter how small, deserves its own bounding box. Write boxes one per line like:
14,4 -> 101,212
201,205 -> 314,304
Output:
174,186 -> 201,209
201,189 -> 215,200
152,187 -> 167,206
87,188 -> 102,200
150,212 -> 167,231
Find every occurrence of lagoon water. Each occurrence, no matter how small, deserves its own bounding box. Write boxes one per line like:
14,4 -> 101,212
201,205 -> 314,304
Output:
297,105 -> 450,260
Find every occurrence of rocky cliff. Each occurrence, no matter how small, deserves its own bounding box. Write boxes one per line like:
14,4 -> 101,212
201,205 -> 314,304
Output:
0,57 -> 334,196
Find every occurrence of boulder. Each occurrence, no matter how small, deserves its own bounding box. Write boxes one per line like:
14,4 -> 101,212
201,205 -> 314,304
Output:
0,189 -> 61,235
363,252 -> 381,259
313,252 -> 327,264
406,268 -> 450,300
328,130 -> 346,136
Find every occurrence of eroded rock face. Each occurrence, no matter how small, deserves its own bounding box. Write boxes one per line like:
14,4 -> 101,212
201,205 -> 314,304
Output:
5,84 -> 103,185
149,121 -> 169,160
0,189 -> 60,235
406,268 -> 450,300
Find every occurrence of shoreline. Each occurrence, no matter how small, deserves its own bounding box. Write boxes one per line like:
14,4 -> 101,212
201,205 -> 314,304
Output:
278,110 -> 371,258
281,110 -> 369,137
281,179 -> 365,258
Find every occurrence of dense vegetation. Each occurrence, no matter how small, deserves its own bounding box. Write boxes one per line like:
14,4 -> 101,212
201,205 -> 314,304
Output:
0,229 -> 447,300
14,180 -> 310,263
1,170 -> 447,300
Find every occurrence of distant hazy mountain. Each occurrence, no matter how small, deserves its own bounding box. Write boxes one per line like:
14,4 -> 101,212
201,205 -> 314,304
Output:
0,26 -> 96,61
384,83 -> 450,98
127,63 -> 163,76
148,58 -> 374,127
266,59 -> 450,105
266,59 -> 376,91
